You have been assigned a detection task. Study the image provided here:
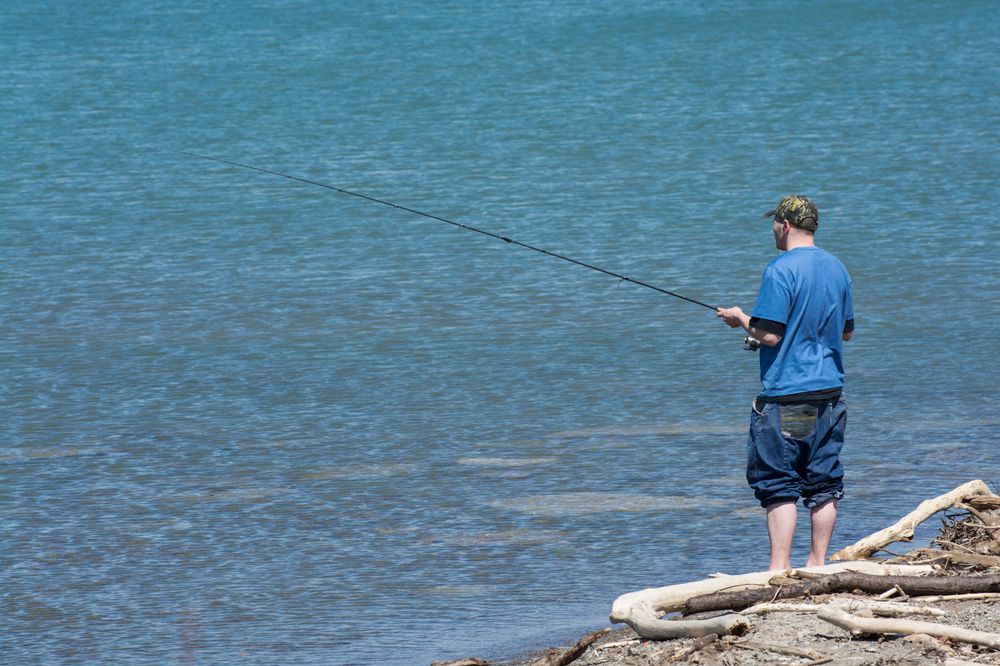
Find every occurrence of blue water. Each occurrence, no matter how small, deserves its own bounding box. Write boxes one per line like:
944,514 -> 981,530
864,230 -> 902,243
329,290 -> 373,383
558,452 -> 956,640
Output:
3,1 -> 998,664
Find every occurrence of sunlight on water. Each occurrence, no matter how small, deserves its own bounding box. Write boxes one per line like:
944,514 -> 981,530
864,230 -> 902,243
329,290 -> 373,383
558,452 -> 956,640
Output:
421,528 -> 570,547
298,463 -> 420,480
487,492 -> 727,517
457,456 -> 559,467
547,424 -> 747,439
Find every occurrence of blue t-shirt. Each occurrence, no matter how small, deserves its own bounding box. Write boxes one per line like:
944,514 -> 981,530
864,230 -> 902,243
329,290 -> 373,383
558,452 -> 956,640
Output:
752,247 -> 854,397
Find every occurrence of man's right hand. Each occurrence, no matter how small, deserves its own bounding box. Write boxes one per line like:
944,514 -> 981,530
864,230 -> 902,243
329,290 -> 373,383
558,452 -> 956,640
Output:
716,306 -> 748,329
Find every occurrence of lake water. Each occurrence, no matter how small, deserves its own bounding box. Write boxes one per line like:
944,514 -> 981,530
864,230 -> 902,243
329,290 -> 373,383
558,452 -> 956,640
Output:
3,1 -> 998,664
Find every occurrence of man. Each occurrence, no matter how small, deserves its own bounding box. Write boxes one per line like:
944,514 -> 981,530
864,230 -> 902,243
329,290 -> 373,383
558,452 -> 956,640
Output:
716,195 -> 854,571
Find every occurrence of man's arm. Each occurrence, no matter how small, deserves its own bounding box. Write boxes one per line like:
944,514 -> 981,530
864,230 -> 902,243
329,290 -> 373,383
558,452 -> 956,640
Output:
716,307 -> 783,347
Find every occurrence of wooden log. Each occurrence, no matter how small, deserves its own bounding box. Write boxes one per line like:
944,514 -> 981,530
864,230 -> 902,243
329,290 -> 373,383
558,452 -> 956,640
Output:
827,598 -> 948,617
831,480 -> 997,561
610,561 -> 932,627
614,603 -> 749,641
683,573 -> 1000,615
743,598 -> 947,617
528,628 -> 609,666
911,592 -> 1000,603
817,606 -> 1000,648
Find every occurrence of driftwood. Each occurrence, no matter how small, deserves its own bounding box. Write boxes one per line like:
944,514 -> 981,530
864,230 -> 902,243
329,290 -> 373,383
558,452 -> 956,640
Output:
965,495 -> 1000,511
609,560 -> 932,635
618,604 -> 749,640
909,547 -> 1000,568
683,572 -> 1000,615
610,562 -> 932,641
913,592 -> 1000,603
595,639 -> 639,650
433,638 -> 620,666
528,628 -> 609,666
744,598 -> 947,617
958,502 -> 1000,527
831,479 -> 997,561
818,605 -> 1000,648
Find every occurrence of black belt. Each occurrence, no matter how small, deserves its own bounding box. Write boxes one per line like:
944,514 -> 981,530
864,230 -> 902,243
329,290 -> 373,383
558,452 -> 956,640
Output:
755,387 -> 842,405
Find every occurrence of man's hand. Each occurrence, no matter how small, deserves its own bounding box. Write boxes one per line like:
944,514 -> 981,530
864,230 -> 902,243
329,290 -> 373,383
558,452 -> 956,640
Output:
717,306 -> 783,347
716,306 -> 748,329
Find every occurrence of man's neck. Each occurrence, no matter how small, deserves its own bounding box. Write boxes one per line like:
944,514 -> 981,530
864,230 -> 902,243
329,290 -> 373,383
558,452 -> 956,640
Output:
785,231 -> 816,251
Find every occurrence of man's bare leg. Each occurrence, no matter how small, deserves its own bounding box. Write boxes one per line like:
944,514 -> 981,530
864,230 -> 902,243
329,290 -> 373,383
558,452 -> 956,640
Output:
806,499 -> 838,567
765,501 -> 797,570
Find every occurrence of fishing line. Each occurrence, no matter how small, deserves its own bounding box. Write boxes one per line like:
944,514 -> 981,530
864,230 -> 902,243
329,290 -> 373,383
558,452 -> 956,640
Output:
181,152 -> 720,312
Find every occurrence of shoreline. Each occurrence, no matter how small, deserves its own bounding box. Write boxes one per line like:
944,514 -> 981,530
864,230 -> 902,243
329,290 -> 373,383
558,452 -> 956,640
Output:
440,481 -> 1000,666
491,594 -> 1000,665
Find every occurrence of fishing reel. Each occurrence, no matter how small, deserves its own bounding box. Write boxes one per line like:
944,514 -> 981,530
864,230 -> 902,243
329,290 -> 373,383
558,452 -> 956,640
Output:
743,336 -> 761,352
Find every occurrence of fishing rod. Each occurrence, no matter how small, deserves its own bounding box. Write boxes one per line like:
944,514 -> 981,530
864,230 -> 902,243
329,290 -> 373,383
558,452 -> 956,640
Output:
182,153 -> 758,349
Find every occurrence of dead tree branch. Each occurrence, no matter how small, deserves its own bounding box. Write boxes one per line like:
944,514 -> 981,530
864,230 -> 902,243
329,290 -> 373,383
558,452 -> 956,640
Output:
528,628 -> 609,666
831,480 -> 997,561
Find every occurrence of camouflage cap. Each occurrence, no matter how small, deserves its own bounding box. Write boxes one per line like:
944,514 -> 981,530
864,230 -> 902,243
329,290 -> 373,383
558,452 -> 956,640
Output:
763,195 -> 819,232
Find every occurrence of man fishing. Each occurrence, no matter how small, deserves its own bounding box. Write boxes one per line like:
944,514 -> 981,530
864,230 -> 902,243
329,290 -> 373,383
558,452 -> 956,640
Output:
716,195 -> 854,571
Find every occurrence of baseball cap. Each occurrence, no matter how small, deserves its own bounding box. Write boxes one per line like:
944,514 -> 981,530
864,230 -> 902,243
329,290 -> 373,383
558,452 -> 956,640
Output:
763,195 -> 819,232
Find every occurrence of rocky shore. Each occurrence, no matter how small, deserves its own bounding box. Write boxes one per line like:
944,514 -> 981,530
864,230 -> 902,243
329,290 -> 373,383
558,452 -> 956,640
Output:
497,594 -> 1000,665
440,481 -> 1000,666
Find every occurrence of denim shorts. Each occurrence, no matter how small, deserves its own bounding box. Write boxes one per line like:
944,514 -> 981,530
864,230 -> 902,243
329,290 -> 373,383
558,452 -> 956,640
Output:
746,394 -> 847,508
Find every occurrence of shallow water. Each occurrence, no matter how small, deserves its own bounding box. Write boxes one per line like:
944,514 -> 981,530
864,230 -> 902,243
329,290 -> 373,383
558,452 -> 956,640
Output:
3,1 -> 998,664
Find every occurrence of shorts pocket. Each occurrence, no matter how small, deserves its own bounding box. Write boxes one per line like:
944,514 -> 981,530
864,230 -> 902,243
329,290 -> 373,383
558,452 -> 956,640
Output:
779,403 -> 818,440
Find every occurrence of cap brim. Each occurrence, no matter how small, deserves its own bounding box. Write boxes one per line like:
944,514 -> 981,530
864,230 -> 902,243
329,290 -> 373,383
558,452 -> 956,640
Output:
763,209 -> 777,218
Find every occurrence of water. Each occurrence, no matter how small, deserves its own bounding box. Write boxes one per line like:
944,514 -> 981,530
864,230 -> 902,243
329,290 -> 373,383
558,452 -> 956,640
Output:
2,1 -> 998,664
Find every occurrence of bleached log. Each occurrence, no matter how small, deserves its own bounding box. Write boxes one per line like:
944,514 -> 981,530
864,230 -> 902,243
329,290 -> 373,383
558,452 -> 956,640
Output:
911,592 -> 1000,603
609,561 -> 932,639
744,598 -> 947,617
742,601 -> 823,614
615,602 -> 748,640
817,606 -> 1000,648
829,598 -> 947,617
684,572 -> 1000,615
831,479 -> 997,561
